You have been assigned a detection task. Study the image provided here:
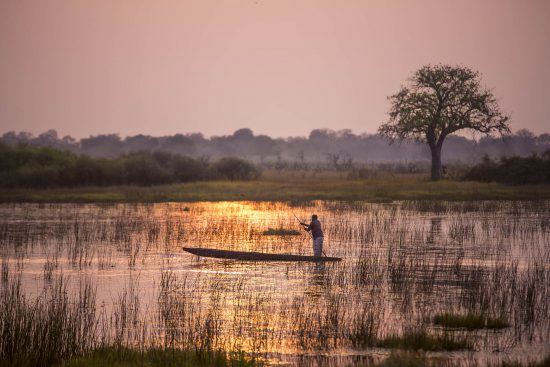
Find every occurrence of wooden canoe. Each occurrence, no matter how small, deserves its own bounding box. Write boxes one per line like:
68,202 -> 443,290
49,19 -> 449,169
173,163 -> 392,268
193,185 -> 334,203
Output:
182,247 -> 341,262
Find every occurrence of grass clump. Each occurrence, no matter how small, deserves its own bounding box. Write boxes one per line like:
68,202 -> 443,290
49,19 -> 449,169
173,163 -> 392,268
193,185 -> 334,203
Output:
0,274 -> 257,367
0,278 -> 97,367
464,153 -> 550,185
261,228 -> 301,236
375,331 -> 471,351
433,313 -> 509,330
58,347 -> 259,367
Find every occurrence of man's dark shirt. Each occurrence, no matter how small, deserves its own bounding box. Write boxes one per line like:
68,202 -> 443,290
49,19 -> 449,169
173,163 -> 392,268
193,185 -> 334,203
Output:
308,219 -> 324,239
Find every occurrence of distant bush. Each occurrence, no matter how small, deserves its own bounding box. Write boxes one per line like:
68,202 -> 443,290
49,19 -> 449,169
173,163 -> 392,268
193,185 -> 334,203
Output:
121,153 -> 172,186
212,157 -> 260,181
0,144 -> 260,188
464,151 -> 550,185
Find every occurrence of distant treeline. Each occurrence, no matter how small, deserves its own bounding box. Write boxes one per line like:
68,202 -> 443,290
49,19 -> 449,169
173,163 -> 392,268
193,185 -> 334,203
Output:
2,144 -> 549,188
464,152 -> 550,185
0,144 -> 259,188
2,128 -> 549,166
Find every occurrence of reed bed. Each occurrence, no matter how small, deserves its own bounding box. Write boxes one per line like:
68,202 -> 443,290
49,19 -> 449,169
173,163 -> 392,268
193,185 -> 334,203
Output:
0,201 -> 548,366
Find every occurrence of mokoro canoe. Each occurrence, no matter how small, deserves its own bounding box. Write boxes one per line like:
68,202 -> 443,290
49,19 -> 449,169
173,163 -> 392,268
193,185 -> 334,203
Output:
182,247 -> 341,262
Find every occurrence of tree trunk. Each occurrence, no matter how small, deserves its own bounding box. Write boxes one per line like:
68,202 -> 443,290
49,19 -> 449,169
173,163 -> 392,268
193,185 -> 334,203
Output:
430,145 -> 442,181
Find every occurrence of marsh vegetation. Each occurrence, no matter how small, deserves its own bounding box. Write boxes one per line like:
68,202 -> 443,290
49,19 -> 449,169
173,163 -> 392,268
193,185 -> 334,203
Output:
261,228 -> 302,236
433,313 -> 510,330
0,201 -> 548,366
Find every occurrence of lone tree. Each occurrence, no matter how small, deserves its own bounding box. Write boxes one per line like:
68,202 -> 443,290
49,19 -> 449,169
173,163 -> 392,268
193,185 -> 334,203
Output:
379,65 -> 510,180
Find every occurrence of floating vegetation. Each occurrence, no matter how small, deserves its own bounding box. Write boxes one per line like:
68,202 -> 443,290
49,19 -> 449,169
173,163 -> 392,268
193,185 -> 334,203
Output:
433,313 -> 510,330
261,228 -> 301,236
375,331 -> 472,351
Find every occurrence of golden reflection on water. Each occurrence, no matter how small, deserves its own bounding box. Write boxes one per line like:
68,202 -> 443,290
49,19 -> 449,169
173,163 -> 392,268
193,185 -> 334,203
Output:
0,201 -> 549,366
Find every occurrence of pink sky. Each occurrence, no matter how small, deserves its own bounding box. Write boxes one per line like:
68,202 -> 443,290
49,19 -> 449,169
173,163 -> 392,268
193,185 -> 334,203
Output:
1,0 -> 549,138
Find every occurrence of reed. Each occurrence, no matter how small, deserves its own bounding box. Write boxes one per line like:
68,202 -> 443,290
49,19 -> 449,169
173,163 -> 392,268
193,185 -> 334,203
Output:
0,275 -> 97,366
0,200 -> 548,366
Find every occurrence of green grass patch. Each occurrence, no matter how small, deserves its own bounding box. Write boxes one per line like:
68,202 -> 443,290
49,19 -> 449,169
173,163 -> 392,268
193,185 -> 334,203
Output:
433,313 -> 510,330
57,347 -> 260,367
375,331 -> 471,351
261,228 -> 302,236
1,176 -> 549,203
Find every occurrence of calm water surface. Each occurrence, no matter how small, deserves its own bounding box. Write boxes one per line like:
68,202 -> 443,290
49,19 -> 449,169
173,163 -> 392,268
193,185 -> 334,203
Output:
1,201 -> 549,366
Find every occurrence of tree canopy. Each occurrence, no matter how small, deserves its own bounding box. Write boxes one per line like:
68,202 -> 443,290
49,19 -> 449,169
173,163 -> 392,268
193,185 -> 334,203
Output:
379,64 -> 510,180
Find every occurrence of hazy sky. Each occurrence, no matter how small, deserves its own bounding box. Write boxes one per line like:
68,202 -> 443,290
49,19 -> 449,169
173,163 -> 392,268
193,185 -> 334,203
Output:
1,0 -> 549,138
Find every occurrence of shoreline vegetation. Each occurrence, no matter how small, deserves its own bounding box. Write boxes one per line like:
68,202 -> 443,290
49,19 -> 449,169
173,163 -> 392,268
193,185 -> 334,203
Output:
1,175 -> 549,203
1,144 -> 549,203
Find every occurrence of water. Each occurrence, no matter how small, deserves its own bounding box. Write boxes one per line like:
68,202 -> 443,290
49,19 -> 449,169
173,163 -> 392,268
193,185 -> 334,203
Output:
1,201 -> 549,366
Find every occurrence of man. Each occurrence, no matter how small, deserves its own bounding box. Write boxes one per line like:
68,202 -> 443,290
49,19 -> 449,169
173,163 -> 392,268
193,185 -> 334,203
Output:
300,214 -> 324,257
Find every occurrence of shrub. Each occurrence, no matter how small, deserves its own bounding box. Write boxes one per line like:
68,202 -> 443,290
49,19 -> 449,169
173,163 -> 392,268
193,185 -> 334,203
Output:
152,152 -> 210,182
464,152 -> 550,185
211,157 -> 260,181
121,153 -> 172,186
0,145 -> 260,188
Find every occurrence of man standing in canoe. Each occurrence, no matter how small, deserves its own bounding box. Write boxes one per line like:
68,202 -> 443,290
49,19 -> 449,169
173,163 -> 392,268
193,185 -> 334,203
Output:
300,214 -> 324,257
